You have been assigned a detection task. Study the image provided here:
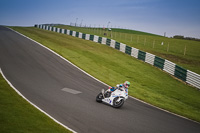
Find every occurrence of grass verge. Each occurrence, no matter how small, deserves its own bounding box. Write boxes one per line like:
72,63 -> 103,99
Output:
0,73 -> 72,132
10,26 -> 200,123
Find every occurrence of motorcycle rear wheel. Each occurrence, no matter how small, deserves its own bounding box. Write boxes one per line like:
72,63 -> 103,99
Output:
96,93 -> 104,103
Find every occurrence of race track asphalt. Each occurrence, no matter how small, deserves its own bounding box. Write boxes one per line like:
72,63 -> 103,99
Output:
0,26 -> 199,133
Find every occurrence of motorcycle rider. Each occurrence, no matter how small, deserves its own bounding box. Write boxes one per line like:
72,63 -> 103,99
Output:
107,81 -> 130,95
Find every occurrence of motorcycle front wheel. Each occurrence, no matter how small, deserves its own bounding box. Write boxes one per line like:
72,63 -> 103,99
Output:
113,97 -> 124,108
96,93 -> 104,103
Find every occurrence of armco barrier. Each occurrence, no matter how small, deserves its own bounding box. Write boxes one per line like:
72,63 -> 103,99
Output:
98,37 -> 102,43
115,42 -> 120,50
62,29 -> 65,34
82,33 -> 86,39
35,24 -> 200,90
138,50 -> 146,61
70,30 -> 73,36
175,65 -> 187,81
94,35 -> 99,43
79,32 -> 82,38
67,29 -> 70,35
89,35 -> 94,41
186,70 -> 200,89
125,45 -> 132,55
145,52 -> 155,65
59,28 -> 62,33
106,39 -> 111,46
72,31 -> 76,37
53,27 -> 56,32
110,40 -> 115,48
56,28 -> 59,32
49,26 -> 52,31
120,43 -> 126,53
154,56 -> 165,70
163,60 -> 175,75
85,34 -> 90,40
102,37 -> 107,45
76,32 -> 79,37
131,47 -> 139,58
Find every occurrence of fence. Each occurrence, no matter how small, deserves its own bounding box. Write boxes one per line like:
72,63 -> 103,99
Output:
35,24 -> 200,90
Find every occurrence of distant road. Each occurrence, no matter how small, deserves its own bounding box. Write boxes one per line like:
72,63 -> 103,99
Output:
0,26 -> 199,133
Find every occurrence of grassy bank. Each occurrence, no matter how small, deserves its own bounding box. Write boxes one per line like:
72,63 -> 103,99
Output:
56,25 -> 200,75
0,73 -> 72,133
11,26 -> 200,123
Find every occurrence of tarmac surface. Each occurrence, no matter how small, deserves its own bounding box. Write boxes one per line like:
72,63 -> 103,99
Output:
0,26 -> 199,133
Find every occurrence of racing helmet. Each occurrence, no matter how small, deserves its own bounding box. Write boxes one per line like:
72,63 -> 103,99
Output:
124,81 -> 130,88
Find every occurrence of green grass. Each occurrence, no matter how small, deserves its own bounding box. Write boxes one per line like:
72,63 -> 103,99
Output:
10,26 -> 200,123
0,73 -> 72,133
55,25 -> 200,75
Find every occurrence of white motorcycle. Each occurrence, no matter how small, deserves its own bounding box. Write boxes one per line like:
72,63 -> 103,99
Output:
96,87 -> 128,108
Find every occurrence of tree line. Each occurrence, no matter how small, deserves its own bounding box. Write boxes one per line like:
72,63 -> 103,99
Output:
173,35 -> 200,41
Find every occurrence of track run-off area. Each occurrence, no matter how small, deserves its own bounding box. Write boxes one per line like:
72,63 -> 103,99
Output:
0,26 -> 200,133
